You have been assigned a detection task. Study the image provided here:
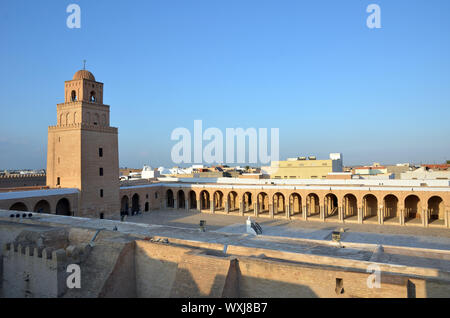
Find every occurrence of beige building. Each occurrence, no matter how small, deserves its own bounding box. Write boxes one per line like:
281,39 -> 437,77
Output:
270,153 -> 343,179
46,70 -> 120,218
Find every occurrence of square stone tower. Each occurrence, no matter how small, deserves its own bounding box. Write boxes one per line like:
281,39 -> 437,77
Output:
46,69 -> 120,218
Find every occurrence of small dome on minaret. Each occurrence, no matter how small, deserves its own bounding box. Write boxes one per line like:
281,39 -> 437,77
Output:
73,69 -> 96,81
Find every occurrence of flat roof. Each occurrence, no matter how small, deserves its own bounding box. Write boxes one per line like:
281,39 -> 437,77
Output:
0,188 -> 79,200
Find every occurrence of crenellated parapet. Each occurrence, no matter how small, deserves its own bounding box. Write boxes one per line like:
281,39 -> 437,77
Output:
0,174 -> 46,179
3,242 -> 91,265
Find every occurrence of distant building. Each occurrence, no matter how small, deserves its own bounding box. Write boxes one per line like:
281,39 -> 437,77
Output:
401,167 -> 450,180
141,165 -> 160,179
270,153 -> 343,179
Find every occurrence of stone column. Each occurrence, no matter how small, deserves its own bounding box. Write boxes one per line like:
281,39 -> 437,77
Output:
303,205 -> 307,220
225,200 -> 229,214
269,204 -> 274,218
423,209 -> 428,228
173,199 -> 177,210
446,210 -> 449,228
239,201 -> 244,216
399,209 -> 404,226
254,202 -> 259,217
286,204 -> 290,220
185,199 -> 189,211
357,207 -> 363,224
196,200 -> 201,212
339,207 -> 344,222
379,207 -> 384,225
210,201 -> 215,214
320,206 -> 325,221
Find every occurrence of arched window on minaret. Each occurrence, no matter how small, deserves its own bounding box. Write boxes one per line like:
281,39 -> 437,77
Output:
94,113 -> 99,125
65,113 -> 70,125
90,91 -> 96,102
71,90 -> 77,101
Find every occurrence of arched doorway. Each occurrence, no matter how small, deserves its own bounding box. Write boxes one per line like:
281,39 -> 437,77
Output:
166,190 -> 174,208
56,198 -> 71,216
189,191 -> 197,209
343,194 -> 357,219
404,195 -> 420,222
200,190 -> 210,210
33,200 -> 50,214
9,202 -> 28,212
121,196 -> 129,215
306,193 -> 320,217
383,194 -> 398,221
273,193 -> 285,215
243,192 -> 253,214
257,192 -> 269,215
132,194 -> 140,213
177,190 -> 185,209
289,193 -> 302,217
145,202 -> 149,212
363,194 -> 378,221
228,191 -> 238,213
213,191 -> 224,211
324,193 -> 338,218
428,196 -> 444,224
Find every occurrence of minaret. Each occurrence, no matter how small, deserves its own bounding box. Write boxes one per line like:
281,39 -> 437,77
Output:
46,69 -> 120,218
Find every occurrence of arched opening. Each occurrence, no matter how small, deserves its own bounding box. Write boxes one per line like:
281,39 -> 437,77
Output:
56,198 -> 71,216
33,200 -> 50,214
324,193 -> 338,218
289,193 -> 302,217
227,191 -> 238,213
93,113 -> 99,125
213,191 -> 224,211
200,190 -> 210,210
9,202 -> 28,212
121,196 -> 129,215
343,194 -> 357,219
132,193 -> 140,213
383,194 -> 398,222
71,90 -> 77,101
404,195 -> 421,223
273,193 -> 285,215
363,194 -> 378,221
243,192 -> 253,214
428,196 -> 444,224
90,91 -> 96,102
166,189 -> 174,208
189,191 -> 197,209
257,192 -> 269,215
177,190 -> 185,209
307,193 -> 320,217
145,202 -> 149,212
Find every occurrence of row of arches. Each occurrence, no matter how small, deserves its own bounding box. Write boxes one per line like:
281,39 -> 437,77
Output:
120,194 -> 150,215
70,90 -> 97,103
8,198 -> 71,216
59,112 -> 107,126
163,189 -> 446,225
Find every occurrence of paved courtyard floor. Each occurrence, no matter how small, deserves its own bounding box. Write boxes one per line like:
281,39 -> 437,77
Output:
125,209 -> 450,251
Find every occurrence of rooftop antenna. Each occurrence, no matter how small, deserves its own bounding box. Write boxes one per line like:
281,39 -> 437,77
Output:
83,59 -> 86,70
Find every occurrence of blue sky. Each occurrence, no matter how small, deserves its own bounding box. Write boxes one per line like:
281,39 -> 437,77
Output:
0,0 -> 449,169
